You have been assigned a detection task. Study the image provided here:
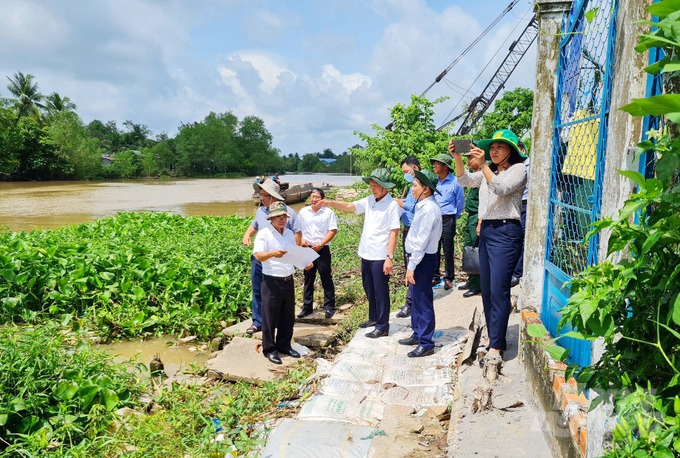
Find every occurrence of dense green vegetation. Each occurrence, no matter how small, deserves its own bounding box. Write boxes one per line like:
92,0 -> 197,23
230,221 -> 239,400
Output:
0,212 -> 252,340
0,323 -> 315,457
0,324 -> 146,456
0,72 -> 350,181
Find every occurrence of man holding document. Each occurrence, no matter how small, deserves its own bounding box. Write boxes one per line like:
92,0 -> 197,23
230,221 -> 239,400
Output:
253,201 -> 317,365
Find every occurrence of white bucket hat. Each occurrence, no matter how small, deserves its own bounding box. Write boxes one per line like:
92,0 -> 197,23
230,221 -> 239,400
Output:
253,179 -> 284,201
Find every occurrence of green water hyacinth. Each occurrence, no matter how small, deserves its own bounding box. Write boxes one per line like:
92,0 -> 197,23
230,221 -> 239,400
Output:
0,212 -> 253,339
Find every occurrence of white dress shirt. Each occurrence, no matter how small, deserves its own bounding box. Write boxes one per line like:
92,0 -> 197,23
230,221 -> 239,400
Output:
298,206 -> 338,246
354,193 -> 401,261
405,196 -> 443,271
253,225 -> 296,277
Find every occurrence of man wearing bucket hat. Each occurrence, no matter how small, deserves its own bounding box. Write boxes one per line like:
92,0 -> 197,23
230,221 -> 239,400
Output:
399,169 -> 443,357
242,179 -> 302,336
450,129 -> 527,380
429,153 -> 465,290
253,201 -> 311,365
319,168 -> 401,338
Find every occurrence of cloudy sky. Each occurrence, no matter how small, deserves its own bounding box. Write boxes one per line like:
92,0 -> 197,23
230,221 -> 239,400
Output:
0,0 -> 538,156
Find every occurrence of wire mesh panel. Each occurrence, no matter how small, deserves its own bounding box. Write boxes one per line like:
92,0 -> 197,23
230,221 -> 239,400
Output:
542,0 -> 619,367
546,0 -> 618,277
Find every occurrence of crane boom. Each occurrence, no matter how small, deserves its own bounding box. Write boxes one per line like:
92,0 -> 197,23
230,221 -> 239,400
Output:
439,15 -> 539,134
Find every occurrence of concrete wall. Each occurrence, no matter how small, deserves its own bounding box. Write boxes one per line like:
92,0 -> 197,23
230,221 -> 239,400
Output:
519,0 -> 573,315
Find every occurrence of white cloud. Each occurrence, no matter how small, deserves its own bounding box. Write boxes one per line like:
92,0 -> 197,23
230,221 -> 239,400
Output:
0,0 -> 537,156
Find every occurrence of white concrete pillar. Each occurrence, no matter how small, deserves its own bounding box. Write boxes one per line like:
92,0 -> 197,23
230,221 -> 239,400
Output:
519,0 -> 573,315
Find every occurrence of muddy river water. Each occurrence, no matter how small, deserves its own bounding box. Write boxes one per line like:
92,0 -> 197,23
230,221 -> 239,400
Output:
2,173 -> 358,372
0,173 -> 359,232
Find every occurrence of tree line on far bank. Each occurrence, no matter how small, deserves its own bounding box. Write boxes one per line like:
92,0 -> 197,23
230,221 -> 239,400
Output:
0,72 -> 350,181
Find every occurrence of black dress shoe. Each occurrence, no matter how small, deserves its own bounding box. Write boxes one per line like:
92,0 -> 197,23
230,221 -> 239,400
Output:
510,276 -> 521,288
463,289 -> 481,298
365,328 -> 389,338
408,346 -> 435,358
266,352 -> 282,364
325,309 -> 335,319
358,320 -> 377,328
283,349 -> 300,358
297,309 -> 313,318
432,278 -> 442,286
457,282 -> 470,291
396,306 -> 411,318
398,336 -> 419,346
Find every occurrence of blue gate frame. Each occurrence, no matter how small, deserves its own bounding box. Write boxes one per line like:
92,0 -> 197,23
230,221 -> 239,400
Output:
542,0 -> 619,367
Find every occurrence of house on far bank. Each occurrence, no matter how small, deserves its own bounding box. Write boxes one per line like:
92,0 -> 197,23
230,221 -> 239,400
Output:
101,155 -> 116,167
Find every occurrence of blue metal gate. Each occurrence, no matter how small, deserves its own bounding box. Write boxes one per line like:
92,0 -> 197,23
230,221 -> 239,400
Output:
542,0 -> 619,367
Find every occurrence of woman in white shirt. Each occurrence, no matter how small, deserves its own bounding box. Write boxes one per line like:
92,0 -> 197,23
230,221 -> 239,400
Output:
298,188 -> 338,319
253,201 -> 307,365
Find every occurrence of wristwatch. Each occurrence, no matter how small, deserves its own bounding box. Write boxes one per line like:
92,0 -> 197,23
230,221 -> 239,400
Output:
386,254 -> 394,259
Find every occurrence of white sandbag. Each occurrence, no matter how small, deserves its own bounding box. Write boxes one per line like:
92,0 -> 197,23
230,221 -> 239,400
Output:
297,395 -> 386,427
379,384 -> 454,407
336,346 -> 390,365
383,354 -> 455,369
329,360 -> 384,383
318,377 -> 378,399
261,418 -> 376,458
381,367 -> 453,386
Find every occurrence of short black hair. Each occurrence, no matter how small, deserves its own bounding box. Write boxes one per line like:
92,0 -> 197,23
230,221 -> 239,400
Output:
517,140 -> 526,151
311,188 -> 325,199
400,156 -> 421,169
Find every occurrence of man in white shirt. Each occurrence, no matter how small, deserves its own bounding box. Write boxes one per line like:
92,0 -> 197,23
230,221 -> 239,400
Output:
298,188 -> 338,319
242,180 -> 302,336
319,169 -> 400,338
400,170 -> 443,357
253,202 -> 307,365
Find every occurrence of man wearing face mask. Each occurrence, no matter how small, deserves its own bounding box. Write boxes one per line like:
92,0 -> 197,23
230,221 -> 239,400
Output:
395,156 -> 421,319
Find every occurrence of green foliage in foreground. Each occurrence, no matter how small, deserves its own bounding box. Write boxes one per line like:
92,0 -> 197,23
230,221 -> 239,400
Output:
0,212 -> 253,339
0,325 -> 145,456
0,324 -> 315,457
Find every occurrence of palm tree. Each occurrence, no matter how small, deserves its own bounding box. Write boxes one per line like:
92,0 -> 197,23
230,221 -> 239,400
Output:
45,92 -> 76,114
5,72 -> 45,119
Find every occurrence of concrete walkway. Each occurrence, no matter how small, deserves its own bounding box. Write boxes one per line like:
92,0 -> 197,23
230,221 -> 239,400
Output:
254,285 -> 553,458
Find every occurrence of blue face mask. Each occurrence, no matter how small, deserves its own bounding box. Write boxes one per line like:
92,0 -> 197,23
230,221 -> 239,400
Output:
404,173 -> 414,183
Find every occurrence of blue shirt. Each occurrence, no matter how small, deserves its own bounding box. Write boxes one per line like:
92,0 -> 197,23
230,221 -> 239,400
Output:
434,173 -> 465,218
400,187 -> 417,228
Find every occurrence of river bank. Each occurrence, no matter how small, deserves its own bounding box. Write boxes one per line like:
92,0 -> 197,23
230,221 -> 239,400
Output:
0,186 -> 379,456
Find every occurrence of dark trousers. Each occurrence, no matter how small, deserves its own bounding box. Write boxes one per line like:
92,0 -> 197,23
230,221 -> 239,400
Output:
250,256 -> 263,328
402,228 -> 412,308
361,258 -> 391,332
410,253 -> 437,350
302,246 -> 335,312
261,274 -> 295,356
464,213 -> 480,291
434,215 -> 456,283
513,201 -> 528,278
479,220 -> 522,351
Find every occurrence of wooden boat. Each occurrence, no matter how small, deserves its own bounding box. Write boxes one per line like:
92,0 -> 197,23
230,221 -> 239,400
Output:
252,182 -> 314,206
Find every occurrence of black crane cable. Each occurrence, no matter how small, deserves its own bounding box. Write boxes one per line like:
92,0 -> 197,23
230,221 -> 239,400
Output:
419,0 -> 521,97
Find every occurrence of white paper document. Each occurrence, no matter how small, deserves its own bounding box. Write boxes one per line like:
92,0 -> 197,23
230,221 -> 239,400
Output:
279,244 -> 319,270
